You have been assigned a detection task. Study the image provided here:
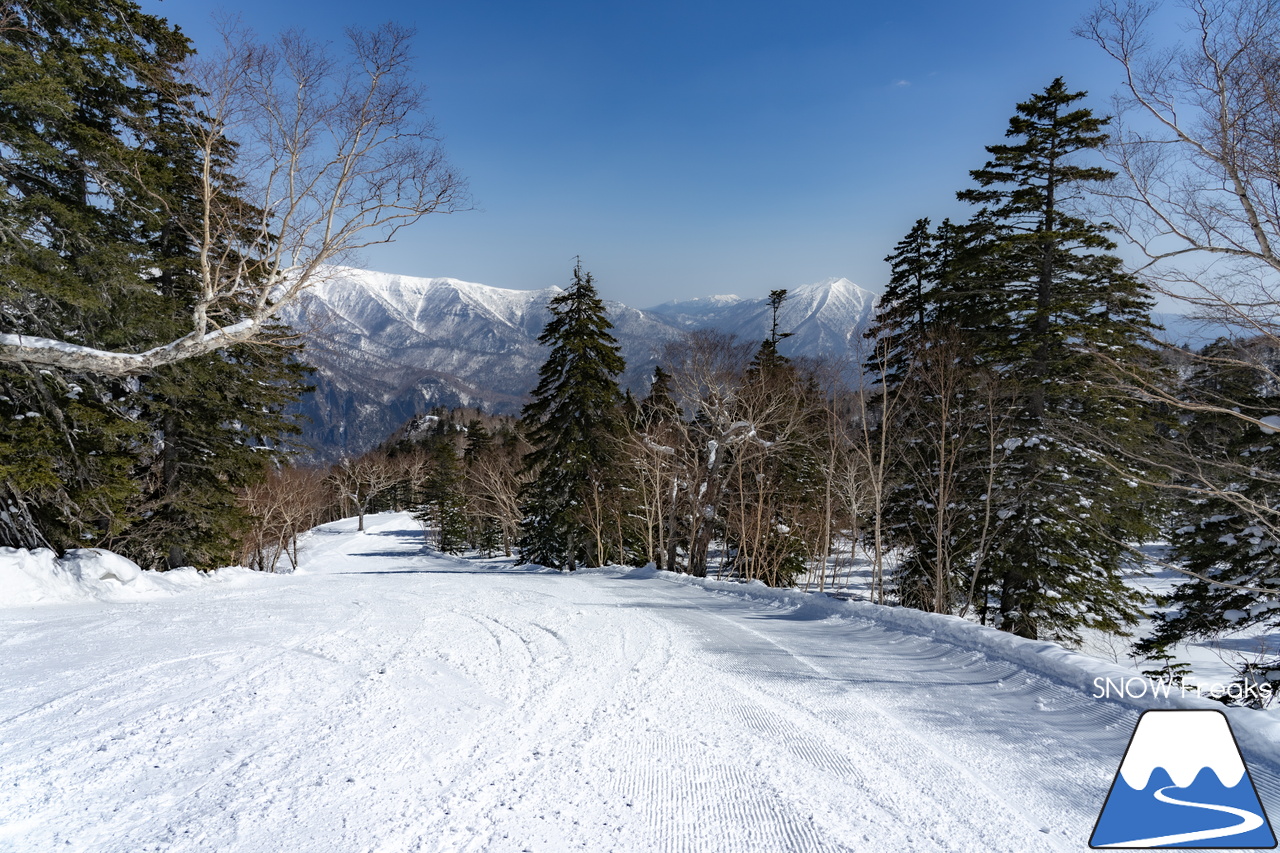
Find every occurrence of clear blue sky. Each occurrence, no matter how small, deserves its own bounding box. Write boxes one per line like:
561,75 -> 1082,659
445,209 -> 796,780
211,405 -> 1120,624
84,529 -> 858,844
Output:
140,0 -> 1139,307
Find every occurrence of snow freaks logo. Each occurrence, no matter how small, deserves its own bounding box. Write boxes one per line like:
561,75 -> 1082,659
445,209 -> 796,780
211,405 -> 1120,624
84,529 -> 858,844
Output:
1090,710 -> 1277,848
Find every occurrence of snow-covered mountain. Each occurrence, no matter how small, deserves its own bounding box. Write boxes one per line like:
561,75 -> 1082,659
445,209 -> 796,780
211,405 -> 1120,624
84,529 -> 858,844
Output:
647,277 -> 878,362
282,268 -> 879,457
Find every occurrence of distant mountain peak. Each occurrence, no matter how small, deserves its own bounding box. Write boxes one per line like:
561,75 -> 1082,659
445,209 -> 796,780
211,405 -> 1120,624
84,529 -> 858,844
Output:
790,276 -> 876,300
284,267 -> 881,457
644,293 -> 743,316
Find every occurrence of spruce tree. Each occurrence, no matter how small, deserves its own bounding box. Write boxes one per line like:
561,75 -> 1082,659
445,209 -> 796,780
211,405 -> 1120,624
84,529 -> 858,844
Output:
864,219 -> 942,384
721,292 -> 821,586
113,46 -> 308,569
418,440 -> 468,554
0,0 -> 179,549
864,80 -> 1161,639
955,78 -> 1159,642
1142,339 -> 1280,680
633,366 -> 683,571
463,419 -> 495,465
457,419 -> 502,555
0,1 -> 307,562
865,218 -> 1001,613
518,261 -> 627,569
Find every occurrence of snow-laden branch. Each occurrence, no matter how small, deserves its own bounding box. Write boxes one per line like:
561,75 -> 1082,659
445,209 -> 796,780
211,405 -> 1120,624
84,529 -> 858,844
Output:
0,320 -> 259,374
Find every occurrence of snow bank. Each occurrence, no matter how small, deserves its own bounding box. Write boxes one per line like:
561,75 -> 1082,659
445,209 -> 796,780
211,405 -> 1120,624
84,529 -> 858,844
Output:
0,547 -> 264,607
649,569 -> 1280,765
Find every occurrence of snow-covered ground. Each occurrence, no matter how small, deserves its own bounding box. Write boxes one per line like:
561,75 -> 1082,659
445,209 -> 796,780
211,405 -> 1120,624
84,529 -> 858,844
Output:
4,513 -> 1280,852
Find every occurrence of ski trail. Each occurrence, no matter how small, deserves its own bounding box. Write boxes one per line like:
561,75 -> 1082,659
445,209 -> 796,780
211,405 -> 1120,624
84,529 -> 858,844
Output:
6,514 -> 1280,851
609,573 -> 1070,845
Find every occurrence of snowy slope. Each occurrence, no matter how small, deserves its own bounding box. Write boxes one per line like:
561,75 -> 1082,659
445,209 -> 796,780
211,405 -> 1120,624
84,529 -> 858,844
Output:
282,268 -> 687,456
281,269 -> 879,457
4,513 -> 1280,852
647,276 -> 879,359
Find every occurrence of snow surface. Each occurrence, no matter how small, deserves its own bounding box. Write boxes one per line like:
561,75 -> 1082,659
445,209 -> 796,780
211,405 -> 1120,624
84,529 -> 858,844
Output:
4,513 -> 1280,852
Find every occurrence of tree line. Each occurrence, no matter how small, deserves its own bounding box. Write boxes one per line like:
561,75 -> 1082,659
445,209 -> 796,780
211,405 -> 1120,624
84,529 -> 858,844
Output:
0,0 -> 462,566
242,53 -> 1280,703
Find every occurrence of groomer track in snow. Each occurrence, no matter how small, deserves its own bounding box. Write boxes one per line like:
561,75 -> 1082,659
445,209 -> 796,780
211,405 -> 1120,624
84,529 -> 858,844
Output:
3,513 -> 1280,852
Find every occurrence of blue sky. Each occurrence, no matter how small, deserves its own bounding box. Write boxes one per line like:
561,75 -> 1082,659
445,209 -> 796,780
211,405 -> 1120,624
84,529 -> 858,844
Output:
140,0 -> 1140,307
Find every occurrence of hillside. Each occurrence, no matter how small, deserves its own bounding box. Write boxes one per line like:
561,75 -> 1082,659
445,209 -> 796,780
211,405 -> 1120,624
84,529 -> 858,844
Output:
6,512 -> 1279,851
282,268 -> 879,458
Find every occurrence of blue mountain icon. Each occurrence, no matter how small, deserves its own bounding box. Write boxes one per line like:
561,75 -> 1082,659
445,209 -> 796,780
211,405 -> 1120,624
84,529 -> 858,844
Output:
1091,710 -> 1276,848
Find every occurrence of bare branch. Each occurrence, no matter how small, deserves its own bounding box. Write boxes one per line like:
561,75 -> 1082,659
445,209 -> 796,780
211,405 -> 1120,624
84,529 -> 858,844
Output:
0,21 -> 468,376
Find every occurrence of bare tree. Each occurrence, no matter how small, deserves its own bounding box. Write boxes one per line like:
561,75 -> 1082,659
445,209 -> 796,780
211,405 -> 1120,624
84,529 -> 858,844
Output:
0,3 -> 25,33
330,451 -> 401,532
847,336 -> 913,604
663,331 -> 757,577
464,451 -> 524,557
240,465 -> 333,572
1080,0 -> 1280,367
716,359 -> 825,587
793,357 -> 859,593
1080,0 -> 1280,588
0,21 -> 466,376
627,420 -> 680,570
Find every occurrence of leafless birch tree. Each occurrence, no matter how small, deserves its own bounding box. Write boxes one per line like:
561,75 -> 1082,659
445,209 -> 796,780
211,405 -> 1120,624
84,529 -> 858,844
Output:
1079,0 -> 1280,586
0,21 -> 466,376
1081,0 -> 1280,412
330,451 -> 400,532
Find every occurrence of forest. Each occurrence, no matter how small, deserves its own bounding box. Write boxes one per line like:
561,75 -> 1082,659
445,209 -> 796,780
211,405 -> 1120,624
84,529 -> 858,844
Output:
2,0 -> 1279,700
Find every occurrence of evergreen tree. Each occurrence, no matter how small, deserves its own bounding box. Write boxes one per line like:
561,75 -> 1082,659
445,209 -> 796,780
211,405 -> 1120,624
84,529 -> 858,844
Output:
633,366 -> 683,571
0,0 -> 180,549
463,419 -> 495,465
0,1 -> 307,562
113,43 -> 308,569
518,260 -> 627,569
638,366 -> 680,426
864,219 -> 942,383
863,80 -> 1160,639
955,78 -> 1159,642
418,440 -> 468,554
459,419 -> 502,555
864,218 -> 1003,613
1142,339 -> 1280,686
721,292 -> 821,586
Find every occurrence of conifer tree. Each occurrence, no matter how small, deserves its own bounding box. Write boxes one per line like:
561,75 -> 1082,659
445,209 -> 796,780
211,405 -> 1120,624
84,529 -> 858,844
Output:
0,1 -> 307,562
864,219 -> 943,383
418,440 -> 468,554
114,43 -> 308,569
459,419 -> 502,554
720,292 -> 822,586
955,78 -> 1159,642
0,0 -> 180,548
632,366 -> 683,570
864,218 -> 1005,613
519,261 -> 627,569
863,80 -> 1160,639
1143,340 -> 1280,669
463,420 -> 495,465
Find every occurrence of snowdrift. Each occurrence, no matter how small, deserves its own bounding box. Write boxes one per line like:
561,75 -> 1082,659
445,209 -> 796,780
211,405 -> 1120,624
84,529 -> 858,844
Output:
0,547 -> 264,607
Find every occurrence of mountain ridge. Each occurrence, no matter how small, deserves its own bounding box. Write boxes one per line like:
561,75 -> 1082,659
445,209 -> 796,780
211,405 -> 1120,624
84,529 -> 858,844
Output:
281,267 -> 880,458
